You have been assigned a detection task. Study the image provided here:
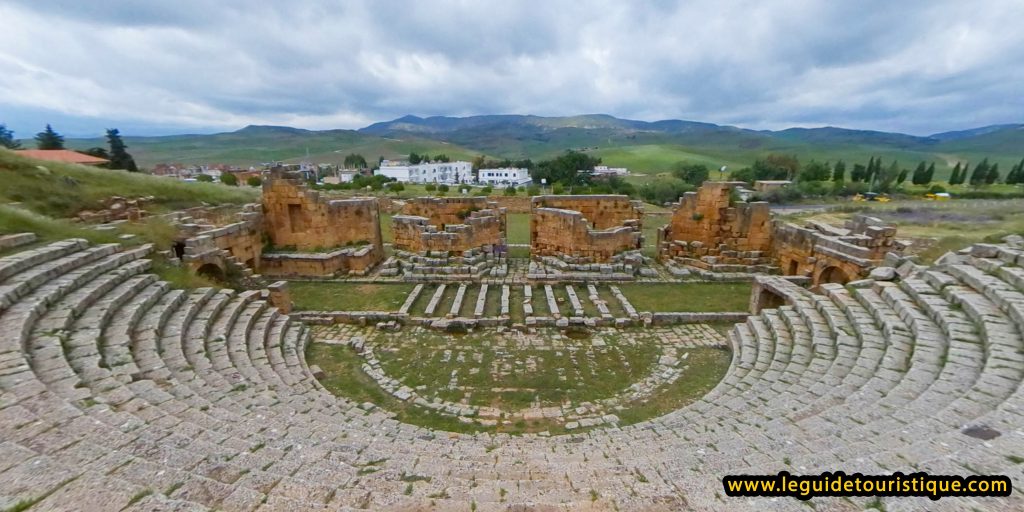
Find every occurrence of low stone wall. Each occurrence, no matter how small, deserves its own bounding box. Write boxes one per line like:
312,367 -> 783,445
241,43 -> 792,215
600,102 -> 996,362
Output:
646,312 -> 749,326
260,244 -> 382,277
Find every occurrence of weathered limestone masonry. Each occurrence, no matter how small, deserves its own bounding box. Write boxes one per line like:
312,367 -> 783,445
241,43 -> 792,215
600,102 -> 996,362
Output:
658,182 -> 906,284
529,195 -> 646,279
385,197 -> 508,279
658,181 -> 776,276
4,234 -> 1024,509
260,177 -> 384,277
772,214 -> 908,287
171,203 -> 263,279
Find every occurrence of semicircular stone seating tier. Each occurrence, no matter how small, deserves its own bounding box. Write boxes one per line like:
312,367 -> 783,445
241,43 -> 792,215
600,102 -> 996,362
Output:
0,235 -> 1022,511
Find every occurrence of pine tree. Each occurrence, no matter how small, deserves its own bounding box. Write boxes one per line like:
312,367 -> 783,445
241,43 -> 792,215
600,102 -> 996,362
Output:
949,162 -> 962,185
105,128 -> 138,172
0,124 -> 21,149
923,162 -> 935,185
34,124 -> 64,150
832,160 -> 846,182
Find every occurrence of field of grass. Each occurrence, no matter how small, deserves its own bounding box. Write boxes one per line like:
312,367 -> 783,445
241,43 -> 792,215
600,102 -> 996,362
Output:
595,144 -> 748,174
0,149 -> 256,217
617,282 -> 752,312
288,282 -> 414,311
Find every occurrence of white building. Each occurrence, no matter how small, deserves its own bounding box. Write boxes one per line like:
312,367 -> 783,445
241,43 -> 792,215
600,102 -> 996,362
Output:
590,165 -> 629,176
477,167 -> 532,186
376,160 -> 473,184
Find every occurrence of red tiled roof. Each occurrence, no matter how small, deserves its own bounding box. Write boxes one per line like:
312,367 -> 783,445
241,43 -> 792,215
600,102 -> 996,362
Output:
15,149 -> 110,165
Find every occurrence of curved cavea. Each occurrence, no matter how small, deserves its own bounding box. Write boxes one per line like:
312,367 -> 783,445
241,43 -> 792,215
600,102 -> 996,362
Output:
0,234 -> 1022,511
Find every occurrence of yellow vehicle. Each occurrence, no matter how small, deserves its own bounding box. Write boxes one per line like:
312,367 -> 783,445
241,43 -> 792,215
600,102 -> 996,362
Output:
925,192 -> 952,201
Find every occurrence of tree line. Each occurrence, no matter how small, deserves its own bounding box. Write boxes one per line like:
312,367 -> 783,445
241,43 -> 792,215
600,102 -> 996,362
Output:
1,122 -> 138,172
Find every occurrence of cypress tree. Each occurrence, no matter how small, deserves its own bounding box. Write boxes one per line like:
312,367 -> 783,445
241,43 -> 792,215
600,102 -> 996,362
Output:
832,160 -> 846,182
969,158 -> 990,186
105,129 -> 138,172
985,163 -> 1000,185
911,161 -> 926,185
923,162 -> 935,185
949,162 -> 962,185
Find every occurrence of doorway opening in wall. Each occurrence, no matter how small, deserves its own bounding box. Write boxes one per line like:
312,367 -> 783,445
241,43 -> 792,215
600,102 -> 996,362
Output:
818,265 -> 850,285
197,263 -> 225,283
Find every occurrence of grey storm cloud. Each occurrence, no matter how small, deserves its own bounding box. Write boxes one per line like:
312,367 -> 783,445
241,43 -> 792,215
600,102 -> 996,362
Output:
1,0 -> 1022,136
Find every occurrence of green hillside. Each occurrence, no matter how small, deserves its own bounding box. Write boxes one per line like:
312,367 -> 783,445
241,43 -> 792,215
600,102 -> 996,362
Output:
0,149 -> 256,217
66,125 -> 488,168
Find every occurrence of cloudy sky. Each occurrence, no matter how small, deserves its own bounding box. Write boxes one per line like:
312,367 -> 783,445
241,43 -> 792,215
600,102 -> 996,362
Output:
2,0 -> 1023,137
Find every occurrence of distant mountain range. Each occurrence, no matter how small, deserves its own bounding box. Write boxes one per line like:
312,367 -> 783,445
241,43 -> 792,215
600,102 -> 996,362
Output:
60,114 -> 1024,176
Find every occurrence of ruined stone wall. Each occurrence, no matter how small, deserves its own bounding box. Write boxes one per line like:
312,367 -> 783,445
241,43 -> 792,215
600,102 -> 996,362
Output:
393,197 -> 507,255
531,195 -> 642,230
262,178 -> 383,252
659,182 -> 773,259
772,215 -> 903,286
177,204 -> 264,275
530,202 -> 642,262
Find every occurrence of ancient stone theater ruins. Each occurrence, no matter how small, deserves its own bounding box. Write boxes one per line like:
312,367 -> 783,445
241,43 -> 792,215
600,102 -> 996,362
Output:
1,179 -> 1022,511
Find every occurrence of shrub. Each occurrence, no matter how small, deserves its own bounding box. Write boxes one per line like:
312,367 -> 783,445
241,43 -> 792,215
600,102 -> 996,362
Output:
220,173 -> 238,186
425,183 -> 437,192
438,184 -> 450,192
929,184 -> 947,193
246,176 -> 262,187
552,183 -> 565,195
196,174 -> 214,183
503,186 -> 516,196
526,184 -> 541,196
481,186 -> 493,195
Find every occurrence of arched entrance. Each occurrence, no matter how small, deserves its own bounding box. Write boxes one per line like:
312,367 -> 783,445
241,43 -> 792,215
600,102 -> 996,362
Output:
817,265 -> 850,286
196,263 -> 225,282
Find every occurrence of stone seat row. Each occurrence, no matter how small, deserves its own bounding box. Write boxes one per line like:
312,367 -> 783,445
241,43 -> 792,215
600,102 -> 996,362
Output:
1,236 -> 1023,510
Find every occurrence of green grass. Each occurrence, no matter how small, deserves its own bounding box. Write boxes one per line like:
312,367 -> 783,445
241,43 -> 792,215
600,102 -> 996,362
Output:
617,283 -> 752,312
506,213 -> 531,244
308,327 -> 732,434
641,213 -> 669,256
307,343 -> 493,434
615,346 -> 732,424
595,145 -> 748,174
0,149 -> 256,217
287,282 -> 414,311
383,328 -> 655,410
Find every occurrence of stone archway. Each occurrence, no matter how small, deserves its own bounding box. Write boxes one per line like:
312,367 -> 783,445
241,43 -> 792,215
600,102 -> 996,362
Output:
817,265 -> 850,286
196,263 -> 225,282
